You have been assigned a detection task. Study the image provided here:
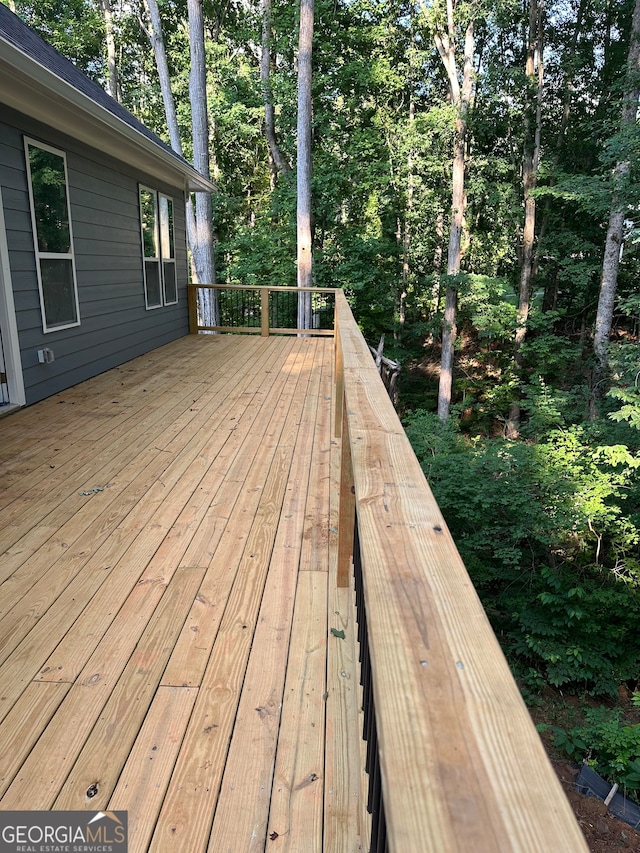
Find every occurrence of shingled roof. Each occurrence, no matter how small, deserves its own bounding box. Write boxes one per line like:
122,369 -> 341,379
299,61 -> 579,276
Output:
0,4 -> 214,193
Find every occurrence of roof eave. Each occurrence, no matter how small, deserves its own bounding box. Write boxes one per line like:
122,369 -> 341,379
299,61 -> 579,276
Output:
0,38 -> 215,194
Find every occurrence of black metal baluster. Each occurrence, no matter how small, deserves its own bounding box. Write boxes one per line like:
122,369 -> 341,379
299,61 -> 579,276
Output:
352,511 -> 387,853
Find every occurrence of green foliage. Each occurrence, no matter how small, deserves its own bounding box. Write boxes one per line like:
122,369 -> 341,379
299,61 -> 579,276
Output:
520,377 -> 590,435
457,275 -> 517,341
518,311 -> 586,383
10,0 -> 104,80
403,411 -> 640,695
608,342 -> 640,430
513,565 -> 640,696
221,217 -> 296,288
534,173 -> 613,220
539,708 -> 640,792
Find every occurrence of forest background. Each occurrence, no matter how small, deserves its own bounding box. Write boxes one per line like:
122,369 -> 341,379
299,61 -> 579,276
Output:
5,0 -> 640,796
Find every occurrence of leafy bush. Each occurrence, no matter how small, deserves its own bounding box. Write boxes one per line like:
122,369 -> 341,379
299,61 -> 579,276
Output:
520,377 -> 591,435
511,565 -> 640,696
539,708 -> 640,792
608,341 -> 640,431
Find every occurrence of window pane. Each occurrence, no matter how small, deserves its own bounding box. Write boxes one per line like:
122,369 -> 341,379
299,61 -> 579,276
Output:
28,145 -> 71,254
40,258 -> 77,327
145,260 -> 162,307
159,196 -> 175,259
163,261 -> 177,304
140,189 -> 159,259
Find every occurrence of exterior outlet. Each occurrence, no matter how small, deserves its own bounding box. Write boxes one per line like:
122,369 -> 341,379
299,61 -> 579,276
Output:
37,347 -> 55,364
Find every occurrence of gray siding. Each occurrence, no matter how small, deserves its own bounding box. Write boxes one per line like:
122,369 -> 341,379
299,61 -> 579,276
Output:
0,105 -> 190,405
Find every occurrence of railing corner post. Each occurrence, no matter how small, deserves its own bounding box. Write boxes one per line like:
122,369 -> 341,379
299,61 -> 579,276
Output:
188,284 -> 198,335
261,289 -> 270,337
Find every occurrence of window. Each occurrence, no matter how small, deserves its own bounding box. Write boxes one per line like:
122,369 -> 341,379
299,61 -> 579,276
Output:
139,187 -> 162,309
25,139 -> 80,332
139,187 -> 177,309
160,195 -> 177,305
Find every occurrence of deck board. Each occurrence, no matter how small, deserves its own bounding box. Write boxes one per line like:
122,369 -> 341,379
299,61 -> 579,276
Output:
266,569 -> 328,853
0,334 -> 364,851
209,337 -> 326,852
149,340 -> 319,853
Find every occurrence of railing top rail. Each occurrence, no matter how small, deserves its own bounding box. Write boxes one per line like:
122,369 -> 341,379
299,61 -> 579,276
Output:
188,283 -> 338,294
334,290 -> 588,853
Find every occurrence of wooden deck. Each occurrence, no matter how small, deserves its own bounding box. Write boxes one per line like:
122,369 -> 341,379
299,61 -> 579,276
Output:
0,334 -> 366,852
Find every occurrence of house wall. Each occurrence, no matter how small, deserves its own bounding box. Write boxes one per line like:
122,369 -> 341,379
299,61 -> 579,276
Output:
0,105 -> 190,405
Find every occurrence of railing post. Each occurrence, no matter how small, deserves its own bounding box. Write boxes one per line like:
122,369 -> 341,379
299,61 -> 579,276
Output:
334,313 -> 343,439
261,288 -> 270,337
188,285 -> 199,334
336,393 -> 355,588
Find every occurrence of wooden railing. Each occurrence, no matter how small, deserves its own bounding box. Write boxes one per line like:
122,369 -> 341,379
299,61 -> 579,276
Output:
188,283 -> 336,336
333,290 -> 589,852
189,285 -> 588,851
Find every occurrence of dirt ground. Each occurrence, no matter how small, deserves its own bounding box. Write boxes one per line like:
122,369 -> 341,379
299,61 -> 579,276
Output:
528,690 -> 640,852
551,757 -> 640,851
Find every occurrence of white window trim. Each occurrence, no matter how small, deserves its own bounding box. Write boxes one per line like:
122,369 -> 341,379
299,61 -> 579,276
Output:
139,185 -> 162,310
139,186 -> 178,310
0,186 -> 26,406
24,137 -> 80,333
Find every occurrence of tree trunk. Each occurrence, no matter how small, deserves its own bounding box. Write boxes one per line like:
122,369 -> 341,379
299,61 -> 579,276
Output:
507,0 -> 544,437
593,207 -> 629,399
188,0 -> 218,327
99,0 -> 120,101
398,13 -> 417,339
531,0 -> 586,312
434,4 -> 474,420
431,208 -> 445,318
437,119 -> 465,421
297,0 -> 313,330
261,0 -> 290,179
591,0 -> 640,407
144,0 -> 182,154
399,89 -> 415,336
143,0 -> 202,317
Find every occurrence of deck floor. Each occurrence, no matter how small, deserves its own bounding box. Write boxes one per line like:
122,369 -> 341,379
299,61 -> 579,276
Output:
0,335 -> 366,852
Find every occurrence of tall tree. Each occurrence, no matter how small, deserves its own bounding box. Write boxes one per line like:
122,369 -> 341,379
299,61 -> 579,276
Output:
142,0 -> 211,323
399,13 -> 417,337
507,0 -> 544,437
141,0 -> 181,153
430,0 -> 475,420
400,90 -> 414,333
98,0 -> 120,101
188,0 -> 218,326
261,0 -> 290,182
297,0 -> 314,330
531,0 -> 587,289
592,0 -> 640,405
